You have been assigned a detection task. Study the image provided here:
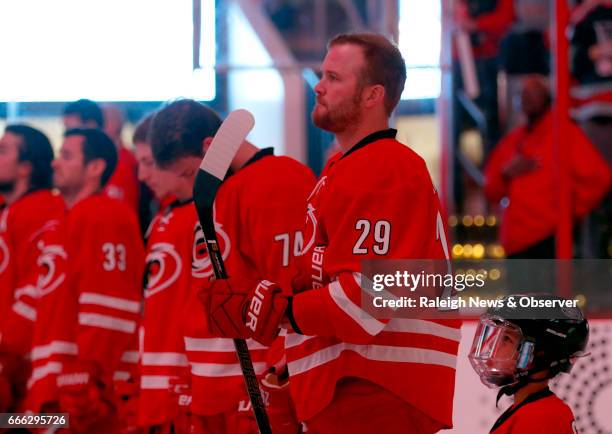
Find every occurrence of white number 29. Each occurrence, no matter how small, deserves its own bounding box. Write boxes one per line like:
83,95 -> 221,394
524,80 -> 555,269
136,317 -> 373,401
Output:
353,219 -> 391,255
102,242 -> 126,271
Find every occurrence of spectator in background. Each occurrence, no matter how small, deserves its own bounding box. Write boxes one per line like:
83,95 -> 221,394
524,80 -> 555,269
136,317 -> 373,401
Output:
484,75 -> 611,258
62,99 -> 140,213
452,0 -> 515,212
570,0 -> 612,84
569,1 -> 612,259
454,0 -> 515,149
102,104 -> 127,148
63,99 -> 105,130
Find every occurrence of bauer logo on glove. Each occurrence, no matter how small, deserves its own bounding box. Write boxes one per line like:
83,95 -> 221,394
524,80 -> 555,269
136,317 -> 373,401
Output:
202,277 -> 288,345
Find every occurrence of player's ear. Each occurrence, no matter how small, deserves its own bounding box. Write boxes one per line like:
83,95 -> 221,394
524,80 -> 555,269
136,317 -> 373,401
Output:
202,137 -> 214,154
363,84 -> 385,109
86,158 -> 106,181
17,160 -> 33,182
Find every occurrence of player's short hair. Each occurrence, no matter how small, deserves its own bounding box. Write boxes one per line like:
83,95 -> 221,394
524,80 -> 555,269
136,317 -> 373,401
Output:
63,99 -> 105,129
329,33 -> 406,115
5,124 -> 54,190
65,128 -> 117,187
132,113 -> 155,146
149,99 -> 223,168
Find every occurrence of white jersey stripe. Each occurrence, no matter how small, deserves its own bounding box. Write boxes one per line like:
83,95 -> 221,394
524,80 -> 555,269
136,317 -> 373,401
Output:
284,333 -> 315,349
141,375 -> 172,389
328,279 -> 385,336
27,361 -> 62,389
190,361 -> 267,378
79,292 -> 141,313
184,337 -> 267,352
121,351 -> 140,364
385,319 -> 462,342
113,371 -> 131,381
142,352 -> 189,367
31,341 -> 78,361
288,343 -> 457,376
78,313 -> 136,334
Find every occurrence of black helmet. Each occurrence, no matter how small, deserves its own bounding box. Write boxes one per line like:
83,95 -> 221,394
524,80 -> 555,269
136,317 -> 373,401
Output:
469,294 -> 589,390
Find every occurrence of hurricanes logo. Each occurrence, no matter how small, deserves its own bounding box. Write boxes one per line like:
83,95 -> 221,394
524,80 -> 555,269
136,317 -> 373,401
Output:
192,221 -> 230,278
0,237 -> 9,275
36,241 -> 67,297
144,242 -> 183,298
296,176 -> 327,257
105,185 -> 125,201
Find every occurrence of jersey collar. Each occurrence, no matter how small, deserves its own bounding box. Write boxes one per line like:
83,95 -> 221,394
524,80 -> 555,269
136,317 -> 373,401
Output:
490,387 -> 554,432
244,147 -> 274,168
341,129 -> 397,160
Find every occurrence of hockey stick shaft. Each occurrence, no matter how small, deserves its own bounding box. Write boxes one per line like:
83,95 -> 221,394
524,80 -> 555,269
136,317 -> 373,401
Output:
193,110 -> 272,434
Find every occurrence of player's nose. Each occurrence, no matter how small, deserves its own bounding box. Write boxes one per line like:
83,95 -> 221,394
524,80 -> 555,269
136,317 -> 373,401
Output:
314,80 -> 325,96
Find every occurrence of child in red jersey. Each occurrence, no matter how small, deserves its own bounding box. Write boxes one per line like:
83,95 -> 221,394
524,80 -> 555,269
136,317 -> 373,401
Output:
469,294 -> 587,434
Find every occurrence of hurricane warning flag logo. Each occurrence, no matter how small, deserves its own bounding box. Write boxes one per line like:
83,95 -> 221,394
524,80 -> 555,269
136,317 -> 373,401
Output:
36,241 -> 67,297
297,176 -> 327,257
144,242 -> 183,298
192,221 -> 231,278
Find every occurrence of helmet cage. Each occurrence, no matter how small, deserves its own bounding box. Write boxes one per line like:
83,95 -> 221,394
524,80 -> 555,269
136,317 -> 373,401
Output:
469,316 -> 535,388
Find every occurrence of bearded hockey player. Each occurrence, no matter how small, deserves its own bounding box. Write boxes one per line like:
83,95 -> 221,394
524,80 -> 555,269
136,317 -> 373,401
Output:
201,33 -> 460,433
469,294 -> 588,434
0,125 -> 65,413
150,99 -> 314,434
28,128 -> 144,433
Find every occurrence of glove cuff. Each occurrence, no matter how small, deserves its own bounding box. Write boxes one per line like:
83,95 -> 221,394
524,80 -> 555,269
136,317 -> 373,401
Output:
285,297 -> 303,335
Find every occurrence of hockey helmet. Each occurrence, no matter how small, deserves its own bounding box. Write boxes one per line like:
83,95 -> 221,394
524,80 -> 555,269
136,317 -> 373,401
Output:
468,294 -> 589,389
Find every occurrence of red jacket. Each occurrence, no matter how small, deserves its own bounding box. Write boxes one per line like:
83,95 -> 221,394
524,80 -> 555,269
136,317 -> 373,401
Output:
484,111 -> 611,254
288,131 -> 460,427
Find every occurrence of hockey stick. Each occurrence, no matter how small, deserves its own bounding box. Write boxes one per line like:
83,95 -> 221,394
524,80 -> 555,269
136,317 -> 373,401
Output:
192,109 -> 272,434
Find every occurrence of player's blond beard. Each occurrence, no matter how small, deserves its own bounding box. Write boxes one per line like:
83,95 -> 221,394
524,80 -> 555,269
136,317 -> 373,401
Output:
312,88 -> 364,133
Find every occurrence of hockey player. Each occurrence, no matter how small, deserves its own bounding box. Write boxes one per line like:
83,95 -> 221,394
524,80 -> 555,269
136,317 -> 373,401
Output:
469,294 -> 588,433
149,99 -> 314,434
28,128 -> 144,433
132,113 -> 197,433
0,125 -> 65,413
202,33 -> 460,433
63,99 -> 140,211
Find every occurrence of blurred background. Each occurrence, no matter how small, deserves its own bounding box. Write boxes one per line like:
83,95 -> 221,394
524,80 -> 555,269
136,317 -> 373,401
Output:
0,1 -> 610,431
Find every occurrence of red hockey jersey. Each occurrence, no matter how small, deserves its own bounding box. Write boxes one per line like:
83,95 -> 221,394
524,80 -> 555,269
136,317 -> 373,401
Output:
0,190 -> 65,357
286,130 -> 460,427
27,193 -> 144,412
105,147 -> 140,212
184,148 -> 315,416
490,388 -> 578,433
484,111 -> 611,254
138,199 -> 197,427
